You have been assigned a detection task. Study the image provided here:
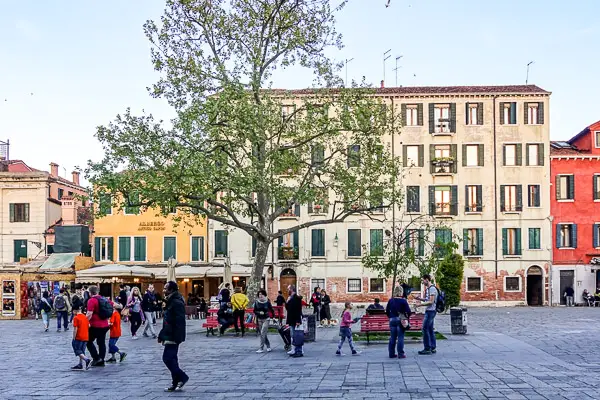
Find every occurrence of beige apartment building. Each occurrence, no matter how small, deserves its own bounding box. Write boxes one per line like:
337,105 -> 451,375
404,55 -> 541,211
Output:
209,85 -> 551,305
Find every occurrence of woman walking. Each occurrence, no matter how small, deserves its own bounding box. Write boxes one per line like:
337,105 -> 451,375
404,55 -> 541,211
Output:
39,291 -> 53,332
253,289 -> 274,353
320,290 -> 331,323
385,287 -> 412,359
127,287 -> 145,339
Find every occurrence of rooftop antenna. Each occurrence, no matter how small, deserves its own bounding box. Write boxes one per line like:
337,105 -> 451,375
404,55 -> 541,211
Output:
526,61 -> 534,85
393,55 -> 403,87
383,49 -> 391,86
345,58 -> 354,87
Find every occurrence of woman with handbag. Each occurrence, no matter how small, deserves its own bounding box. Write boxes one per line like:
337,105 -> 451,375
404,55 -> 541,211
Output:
385,287 -> 412,359
127,287 -> 145,340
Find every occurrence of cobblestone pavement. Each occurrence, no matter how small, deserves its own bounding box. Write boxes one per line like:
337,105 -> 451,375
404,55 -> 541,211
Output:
2,307 -> 600,400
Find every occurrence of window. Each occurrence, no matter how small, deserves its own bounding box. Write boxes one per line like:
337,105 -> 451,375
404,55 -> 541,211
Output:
281,203 -> 301,218
124,192 -> 140,215
347,278 -> 362,293
505,277 -> 521,292
434,228 -> 452,257
405,105 -> 419,126
163,237 -> 177,261
94,237 -> 113,261
503,144 -> 522,166
403,145 -> 422,167
528,228 -> 541,250
118,237 -> 132,261
502,228 -> 522,256
98,193 -> 112,215
466,277 -> 482,292
433,104 -> 450,133
463,228 -> 483,256
162,206 -> 177,214
118,236 -> 147,261
58,188 -> 64,200
526,144 -> 544,166
311,229 -> 325,257
311,279 -> 325,292
556,175 -> 574,200
311,145 -> 325,167
556,224 -> 577,249
429,185 -> 458,216
370,278 -> 385,293
593,224 -> 600,248
370,229 -> 384,256
431,144 -> 457,175
406,229 -> 425,256
594,175 -> 600,200
308,188 -> 329,214
406,186 -> 420,213
525,102 -> 544,125
281,105 -> 295,122
466,103 -> 482,125
347,145 -> 360,167
464,144 -> 483,167
191,236 -> 205,262
528,185 -> 540,207
500,185 -> 522,212
68,191 -> 73,197
501,102 -> 517,125
465,185 -> 482,212
347,229 -> 362,257
9,203 -> 30,223
278,231 -> 299,260
214,230 -> 228,257
596,132 -> 600,148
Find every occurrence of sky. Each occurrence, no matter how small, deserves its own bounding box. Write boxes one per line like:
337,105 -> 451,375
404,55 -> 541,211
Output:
1,0 -> 599,181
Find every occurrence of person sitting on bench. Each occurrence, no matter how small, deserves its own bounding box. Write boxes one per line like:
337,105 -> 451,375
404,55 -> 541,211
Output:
217,301 -> 234,335
366,299 -> 386,315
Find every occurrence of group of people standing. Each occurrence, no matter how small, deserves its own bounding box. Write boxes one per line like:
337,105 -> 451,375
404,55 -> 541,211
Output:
309,286 -> 332,322
117,284 -> 162,340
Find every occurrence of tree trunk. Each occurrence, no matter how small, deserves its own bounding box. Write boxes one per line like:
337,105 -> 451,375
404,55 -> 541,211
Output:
246,238 -> 270,305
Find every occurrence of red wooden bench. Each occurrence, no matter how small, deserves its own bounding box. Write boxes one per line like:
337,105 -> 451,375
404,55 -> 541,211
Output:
203,307 -> 281,336
360,314 -> 425,344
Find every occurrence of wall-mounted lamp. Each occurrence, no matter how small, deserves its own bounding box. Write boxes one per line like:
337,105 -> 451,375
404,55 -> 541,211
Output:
333,233 -> 339,247
233,276 -> 240,281
183,278 -> 190,283
133,278 -> 140,283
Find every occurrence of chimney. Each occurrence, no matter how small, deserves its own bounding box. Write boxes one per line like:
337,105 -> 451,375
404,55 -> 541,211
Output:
380,80 -> 385,88
72,171 -> 80,186
50,162 -> 59,177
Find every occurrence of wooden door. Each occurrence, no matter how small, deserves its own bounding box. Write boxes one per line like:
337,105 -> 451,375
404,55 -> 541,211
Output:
280,276 -> 297,300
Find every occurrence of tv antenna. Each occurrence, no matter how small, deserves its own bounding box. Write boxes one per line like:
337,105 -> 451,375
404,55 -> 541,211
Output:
393,55 -> 403,87
345,58 -> 354,87
526,61 -> 534,84
383,49 -> 391,85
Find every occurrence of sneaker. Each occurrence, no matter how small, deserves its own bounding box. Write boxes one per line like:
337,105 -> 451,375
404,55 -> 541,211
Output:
119,352 -> 127,362
165,385 -> 177,392
152,335 -> 157,339
71,364 -> 83,371
256,349 -> 264,353
176,376 -> 189,391
287,349 -> 296,355
291,352 -> 304,358
398,354 -> 407,359
44,328 -> 49,332
431,348 -> 437,354
132,335 -> 139,340
106,358 -> 117,363
143,332 -> 149,338
57,329 -> 61,332
336,350 -> 342,356
85,359 -> 92,370
389,354 -> 398,359
266,348 -> 272,352
90,360 -> 105,367
352,350 -> 361,356
418,349 -> 432,355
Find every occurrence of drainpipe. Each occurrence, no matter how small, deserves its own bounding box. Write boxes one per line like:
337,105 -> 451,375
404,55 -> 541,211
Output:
391,97 -> 396,289
493,96 -> 499,279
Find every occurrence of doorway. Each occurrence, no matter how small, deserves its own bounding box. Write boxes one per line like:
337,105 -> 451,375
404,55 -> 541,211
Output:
14,240 -> 27,263
526,266 -> 543,306
280,268 -> 297,299
558,270 -> 574,305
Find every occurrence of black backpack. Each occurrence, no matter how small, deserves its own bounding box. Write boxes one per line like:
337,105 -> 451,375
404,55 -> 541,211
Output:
435,287 -> 446,313
97,297 -> 114,320
40,299 -> 52,313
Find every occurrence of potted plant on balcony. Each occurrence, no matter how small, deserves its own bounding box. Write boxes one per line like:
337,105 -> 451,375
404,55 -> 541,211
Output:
282,246 -> 294,259
313,204 -> 322,212
431,157 -> 455,173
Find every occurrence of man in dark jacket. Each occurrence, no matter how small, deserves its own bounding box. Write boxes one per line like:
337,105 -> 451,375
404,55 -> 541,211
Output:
142,285 -> 157,338
118,284 -> 128,309
285,285 -> 303,357
158,281 -> 189,392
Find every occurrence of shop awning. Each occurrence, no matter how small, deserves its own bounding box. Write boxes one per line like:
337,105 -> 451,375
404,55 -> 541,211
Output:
153,265 -> 212,279
205,264 -> 252,277
76,264 -> 156,279
39,253 -> 78,273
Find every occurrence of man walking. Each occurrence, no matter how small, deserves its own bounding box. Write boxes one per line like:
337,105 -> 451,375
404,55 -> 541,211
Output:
416,274 -> 438,355
285,285 -> 303,357
158,281 -> 189,392
54,288 -> 71,332
142,285 -> 158,338
86,285 -> 111,366
564,286 -> 575,307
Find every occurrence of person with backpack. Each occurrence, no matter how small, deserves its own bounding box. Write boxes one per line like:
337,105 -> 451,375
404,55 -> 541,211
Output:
253,289 -> 274,353
386,287 -> 412,359
39,291 -> 53,332
415,274 -> 439,355
85,285 -> 113,367
54,288 -> 72,332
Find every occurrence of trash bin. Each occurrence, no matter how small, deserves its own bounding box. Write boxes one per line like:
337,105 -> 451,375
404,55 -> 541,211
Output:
303,314 -> 317,342
450,307 -> 467,334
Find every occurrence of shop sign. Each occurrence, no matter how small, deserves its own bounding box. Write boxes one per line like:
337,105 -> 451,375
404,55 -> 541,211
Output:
2,280 -> 16,316
138,221 -> 166,231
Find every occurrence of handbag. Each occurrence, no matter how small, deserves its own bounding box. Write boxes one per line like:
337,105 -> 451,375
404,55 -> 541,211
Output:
121,308 -> 130,317
400,313 -> 410,330
293,328 -> 305,347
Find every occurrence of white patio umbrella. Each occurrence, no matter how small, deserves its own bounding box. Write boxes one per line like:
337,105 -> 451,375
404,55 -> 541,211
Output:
167,257 -> 177,283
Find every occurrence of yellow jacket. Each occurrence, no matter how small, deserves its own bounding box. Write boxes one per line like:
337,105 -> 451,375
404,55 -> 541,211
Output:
231,292 -> 249,311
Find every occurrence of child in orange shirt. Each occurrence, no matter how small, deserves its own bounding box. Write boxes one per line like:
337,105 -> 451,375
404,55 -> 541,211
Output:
71,306 -> 91,370
107,303 -> 127,363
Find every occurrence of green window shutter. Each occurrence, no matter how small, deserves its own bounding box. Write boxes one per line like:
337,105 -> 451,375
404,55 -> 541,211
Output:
477,229 -> 483,255
465,103 -> 470,125
476,185 -> 483,211
515,229 -> 522,255
429,145 -> 435,173
215,230 -> 228,256
594,224 -> 599,248
535,185 -> 540,207
502,229 -> 508,255
418,229 -> 425,256
418,145 -> 424,167
417,104 -> 424,126
9,203 -> 14,223
428,103 -> 435,134
477,102 -> 484,125
500,185 -> 506,211
401,104 -> 407,126
25,204 -> 30,222
594,176 -> 598,200
293,230 -> 299,247
462,144 -> 467,167
402,145 -> 407,167
312,229 -> 324,257
118,237 -> 131,261
568,176 -> 575,199
134,237 -> 146,261
538,144 -> 544,166
449,103 -> 457,132
251,237 -> 257,258
510,102 -> 517,124
370,229 -> 383,256
478,144 -> 484,166
192,237 -> 200,261
516,144 -> 523,166
556,225 -> 562,249
451,144 -> 458,173
572,224 -> 578,249
462,229 -> 468,255
499,102 -> 505,125
450,185 -> 458,215
516,185 -> 523,211
164,237 -> 176,261
538,102 -> 544,124
428,186 -> 435,215
94,237 -> 101,261
502,145 -> 507,166
108,237 -> 114,261
528,228 -> 534,249
348,229 -> 361,257
525,144 -> 530,166
294,203 -> 301,217
555,176 -> 561,200
524,102 -> 529,124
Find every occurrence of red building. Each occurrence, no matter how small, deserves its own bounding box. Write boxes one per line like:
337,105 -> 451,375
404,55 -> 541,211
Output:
550,120 -> 600,305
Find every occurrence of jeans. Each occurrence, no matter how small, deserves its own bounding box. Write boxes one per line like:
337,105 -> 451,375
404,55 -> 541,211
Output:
56,311 -> 69,330
233,310 -> 245,335
41,310 -> 50,328
70,311 -> 74,323
87,326 -> 109,361
218,317 -> 232,334
163,344 -> 188,385
257,318 -> 270,349
290,325 -> 303,353
108,337 -> 120,354
143,311 -> 157,336
566,296 -> 574,307
388,319 -> 405,357
130,312 -> 142,335
422,310 -> 437,350
337,327 -> 356,352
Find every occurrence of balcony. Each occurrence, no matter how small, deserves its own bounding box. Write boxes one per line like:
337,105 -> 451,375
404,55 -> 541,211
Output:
429,202 -> 456,217
278,246 -> 299,261
463,248 -> 482,258
465,204 -> 483,213
431,158 -> 455,175
501,205 -> 523,213
433,119 -> 451,134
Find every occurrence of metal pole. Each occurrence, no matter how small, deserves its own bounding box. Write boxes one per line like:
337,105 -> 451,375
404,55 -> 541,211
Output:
526,61 -> 534,84
394,56 -> 403,87
383,49 -> 391,84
